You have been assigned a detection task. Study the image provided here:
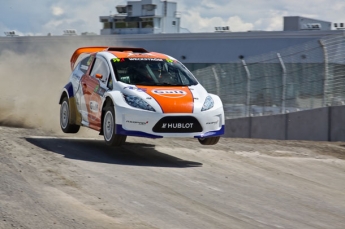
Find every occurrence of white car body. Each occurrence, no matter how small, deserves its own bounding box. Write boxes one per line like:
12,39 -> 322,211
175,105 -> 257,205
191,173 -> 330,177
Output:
59,47 -> 224,145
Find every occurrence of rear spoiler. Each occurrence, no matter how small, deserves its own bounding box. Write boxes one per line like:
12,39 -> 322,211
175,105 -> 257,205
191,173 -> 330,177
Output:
70,46 -> 148,70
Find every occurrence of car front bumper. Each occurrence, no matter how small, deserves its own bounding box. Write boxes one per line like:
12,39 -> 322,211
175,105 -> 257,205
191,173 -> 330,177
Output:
115,104 -> 225,138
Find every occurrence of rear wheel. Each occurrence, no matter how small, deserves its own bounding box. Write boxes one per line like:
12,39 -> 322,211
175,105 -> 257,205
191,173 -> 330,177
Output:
198,136 -> 220,145
103,106 -> 126,146
60,97 -> 80,133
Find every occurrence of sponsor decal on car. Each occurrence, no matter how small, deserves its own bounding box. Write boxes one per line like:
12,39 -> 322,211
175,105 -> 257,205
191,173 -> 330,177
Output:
206,120 -> 219,125
151,89 -> 187,98
137,86 -> 193,113
87,56 -> 94,66
138,88 -> 147,92
129,58 -> 163,61
152,116 -> 203,133
123,86 -> 136,90
112,58 -> 125,62
123,86 -> 147,92
126,120 -> 149,125
80,65 -> 88,71
127,53 -> 153,57
94,85 -> 106,96
162,123 -> 194,129
90,101 -> 99,113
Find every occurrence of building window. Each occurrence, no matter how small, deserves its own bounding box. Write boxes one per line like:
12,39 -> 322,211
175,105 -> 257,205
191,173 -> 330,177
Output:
142,4 -> 156,11
127,22 -> 139,28
115,21 -> 139,28
115,22 -> 126,28
142,18 -> 153,28
127,5 -> 132,16
142,21 -> 153,28
103,22 -> 113,29
172,21 -> 176,26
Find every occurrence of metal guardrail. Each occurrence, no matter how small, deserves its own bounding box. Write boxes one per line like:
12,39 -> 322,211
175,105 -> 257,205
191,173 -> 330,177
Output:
192,33 -> 345,119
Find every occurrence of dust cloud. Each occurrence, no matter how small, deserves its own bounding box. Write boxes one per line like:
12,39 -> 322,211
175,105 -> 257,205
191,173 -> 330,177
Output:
0,36 -> 126,136
0,46 -> 71,132
0,37 -> 117,135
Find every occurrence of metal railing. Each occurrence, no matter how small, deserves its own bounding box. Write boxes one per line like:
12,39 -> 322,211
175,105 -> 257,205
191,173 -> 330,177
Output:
192,33 -> 345,119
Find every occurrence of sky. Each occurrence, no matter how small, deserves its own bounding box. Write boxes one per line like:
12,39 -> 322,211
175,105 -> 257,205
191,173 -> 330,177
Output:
0,0 -> 344,36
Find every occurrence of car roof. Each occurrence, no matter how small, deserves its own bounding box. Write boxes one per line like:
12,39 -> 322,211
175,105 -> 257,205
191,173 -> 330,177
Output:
108,51 -> 169,60
70,46 -> 170,70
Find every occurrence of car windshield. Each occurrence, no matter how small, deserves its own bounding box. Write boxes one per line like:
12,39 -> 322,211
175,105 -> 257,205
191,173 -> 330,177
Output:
112,58 -> 198,86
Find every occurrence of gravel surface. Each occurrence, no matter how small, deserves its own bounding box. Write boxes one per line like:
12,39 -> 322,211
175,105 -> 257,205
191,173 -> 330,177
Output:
0,126 -> 344,229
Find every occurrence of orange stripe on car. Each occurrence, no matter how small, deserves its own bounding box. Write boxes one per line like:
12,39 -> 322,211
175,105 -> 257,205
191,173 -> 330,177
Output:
138,86 -> 194,113
70,47 -> 108,70
110,51 -> 169,59
70,47 -> 154,70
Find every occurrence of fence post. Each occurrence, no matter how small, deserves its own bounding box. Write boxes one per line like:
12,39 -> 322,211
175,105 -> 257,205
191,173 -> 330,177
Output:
277,53 -> 286,113
211,66 -> 220,96
241,59 -> 251,117
319,39 -> 328,107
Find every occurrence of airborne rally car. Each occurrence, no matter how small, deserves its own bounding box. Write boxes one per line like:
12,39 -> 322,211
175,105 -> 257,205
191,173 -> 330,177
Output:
59,47 -> 224,146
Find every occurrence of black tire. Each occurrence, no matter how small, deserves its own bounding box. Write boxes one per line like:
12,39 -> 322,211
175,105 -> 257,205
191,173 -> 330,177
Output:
60,97 -> 80,133
103,105 -> 127,146
198,136 -> 220,145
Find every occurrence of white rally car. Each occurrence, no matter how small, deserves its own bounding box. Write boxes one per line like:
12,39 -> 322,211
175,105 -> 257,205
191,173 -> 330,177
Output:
59,47 -> 224,146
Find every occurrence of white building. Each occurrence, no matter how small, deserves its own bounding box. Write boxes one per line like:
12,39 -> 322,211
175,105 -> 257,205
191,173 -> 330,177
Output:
283,16 -> 332,31
100,0 -> 180,35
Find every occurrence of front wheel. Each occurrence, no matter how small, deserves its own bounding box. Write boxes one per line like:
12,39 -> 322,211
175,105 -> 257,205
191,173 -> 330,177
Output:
103,106 -> 127,146
60,97 -> 80,133
198,136 -> 220,145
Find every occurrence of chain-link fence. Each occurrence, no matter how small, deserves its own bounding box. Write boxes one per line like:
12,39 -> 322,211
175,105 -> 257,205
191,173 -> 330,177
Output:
192,33 -> 345,119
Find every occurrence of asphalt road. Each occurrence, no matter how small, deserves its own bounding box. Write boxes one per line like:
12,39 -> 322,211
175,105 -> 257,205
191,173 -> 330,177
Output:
0,126 -> 345,229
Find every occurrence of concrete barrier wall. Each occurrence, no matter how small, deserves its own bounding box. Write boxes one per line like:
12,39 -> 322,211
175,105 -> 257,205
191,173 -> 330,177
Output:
330,105 -> 345,141
224,118 -> 250,138
225,105 -> 345,142
251,114 -> 286,140
286,107 -> 329,141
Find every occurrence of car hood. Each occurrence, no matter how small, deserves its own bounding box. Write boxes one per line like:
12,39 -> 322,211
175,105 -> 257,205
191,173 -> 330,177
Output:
121,84 -> 208,113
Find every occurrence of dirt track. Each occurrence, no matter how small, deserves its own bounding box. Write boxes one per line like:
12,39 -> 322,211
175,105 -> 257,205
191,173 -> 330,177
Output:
1,38 -> 344,229
0,126 -> 344,229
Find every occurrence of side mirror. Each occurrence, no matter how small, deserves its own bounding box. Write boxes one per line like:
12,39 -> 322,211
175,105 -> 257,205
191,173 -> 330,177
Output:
95,73 -> 103,79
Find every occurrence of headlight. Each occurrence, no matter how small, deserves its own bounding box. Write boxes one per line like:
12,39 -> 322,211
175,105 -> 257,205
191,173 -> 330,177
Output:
201,95 -> 214,111
123,94 -> 155,112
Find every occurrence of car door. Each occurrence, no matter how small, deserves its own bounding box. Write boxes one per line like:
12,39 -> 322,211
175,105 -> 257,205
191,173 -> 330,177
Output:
74,55 -> 94,123
81,56 -> 110,131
